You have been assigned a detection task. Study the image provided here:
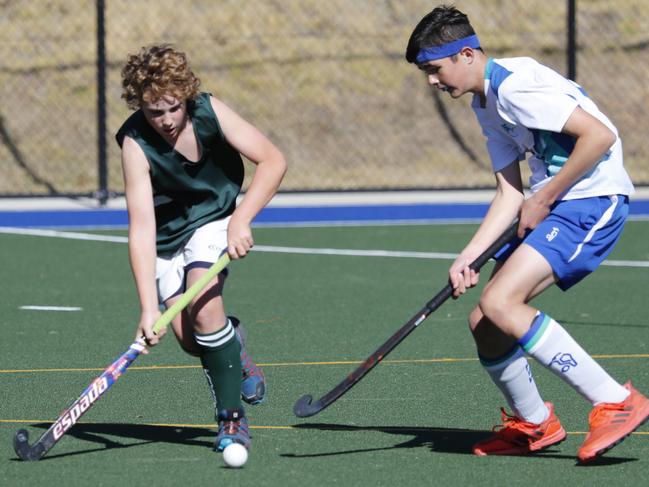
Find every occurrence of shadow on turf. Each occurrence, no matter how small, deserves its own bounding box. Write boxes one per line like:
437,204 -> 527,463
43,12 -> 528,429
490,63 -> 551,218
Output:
11,421 -> 638,466
284,423 -> 637,465
10,422 -> 213,461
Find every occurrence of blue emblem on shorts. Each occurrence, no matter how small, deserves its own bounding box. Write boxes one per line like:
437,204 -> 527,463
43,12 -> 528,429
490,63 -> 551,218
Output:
549,352 -> 578,373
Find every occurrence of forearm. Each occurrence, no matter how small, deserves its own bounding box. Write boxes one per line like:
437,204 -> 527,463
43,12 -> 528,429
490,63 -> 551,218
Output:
465,188 -> 523,255
128,223 -> 159,314
538,108 -> 616,205
447,172 -> 523,297
538,135 -> 613,205
462,162 -> 523,256
233,153 -> 287,224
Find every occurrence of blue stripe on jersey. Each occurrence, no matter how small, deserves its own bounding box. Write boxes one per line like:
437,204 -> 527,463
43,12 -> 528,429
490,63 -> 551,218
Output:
487,59 -> 513,96
569,81 -> 589,98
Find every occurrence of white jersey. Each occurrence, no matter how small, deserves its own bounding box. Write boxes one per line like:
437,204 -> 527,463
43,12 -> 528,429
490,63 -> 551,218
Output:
472,57 -> 634,199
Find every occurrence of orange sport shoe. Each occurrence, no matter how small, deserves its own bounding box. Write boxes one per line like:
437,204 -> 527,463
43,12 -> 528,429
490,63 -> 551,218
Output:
578,382 -> 649,463
473,402 -> 567,456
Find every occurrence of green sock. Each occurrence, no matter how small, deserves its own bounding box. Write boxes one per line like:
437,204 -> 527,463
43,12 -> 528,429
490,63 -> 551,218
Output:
195,320 -> 243,412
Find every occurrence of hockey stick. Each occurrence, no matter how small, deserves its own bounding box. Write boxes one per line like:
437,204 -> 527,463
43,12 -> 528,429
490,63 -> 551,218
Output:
293,220 -> 519,418
13,251 -> 231,461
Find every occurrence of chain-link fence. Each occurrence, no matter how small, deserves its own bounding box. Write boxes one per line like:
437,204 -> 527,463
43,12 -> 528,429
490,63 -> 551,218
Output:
1,0 -> 648,197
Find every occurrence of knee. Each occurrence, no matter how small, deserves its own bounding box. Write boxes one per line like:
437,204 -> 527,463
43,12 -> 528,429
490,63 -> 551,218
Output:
478,284 -> 509,325
190,302 -> 227,334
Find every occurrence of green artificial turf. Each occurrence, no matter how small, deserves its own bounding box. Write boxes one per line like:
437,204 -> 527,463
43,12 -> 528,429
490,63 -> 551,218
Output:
1,221 -> 648,486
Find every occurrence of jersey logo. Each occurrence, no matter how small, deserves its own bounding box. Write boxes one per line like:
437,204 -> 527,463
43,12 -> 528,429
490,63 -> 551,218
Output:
549,352 -> 578,373
501,123 -> 516,136
546,227 -> 559,242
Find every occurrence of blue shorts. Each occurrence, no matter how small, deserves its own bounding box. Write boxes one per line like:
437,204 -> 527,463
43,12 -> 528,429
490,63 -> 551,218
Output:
494,195 -> 629,290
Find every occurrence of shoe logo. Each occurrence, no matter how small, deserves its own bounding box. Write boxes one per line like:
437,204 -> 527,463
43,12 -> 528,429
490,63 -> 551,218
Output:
546,227 -> 560,242
549,352 -> 578,373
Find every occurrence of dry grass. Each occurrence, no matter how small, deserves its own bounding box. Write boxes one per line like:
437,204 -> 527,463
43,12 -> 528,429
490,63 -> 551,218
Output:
0,0 -> 647,194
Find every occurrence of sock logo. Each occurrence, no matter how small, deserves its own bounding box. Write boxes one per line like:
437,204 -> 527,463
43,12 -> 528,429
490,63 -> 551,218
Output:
525,363 -> 534,383
549,352 -> 577,373
546,227 -> 560,242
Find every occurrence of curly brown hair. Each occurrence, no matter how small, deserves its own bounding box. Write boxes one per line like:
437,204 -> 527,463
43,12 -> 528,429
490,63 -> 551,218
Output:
121,44 -> 201,110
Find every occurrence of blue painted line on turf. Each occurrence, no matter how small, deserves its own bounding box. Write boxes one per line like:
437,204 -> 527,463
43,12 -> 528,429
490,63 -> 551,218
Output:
254,203 -> 489,224
0,199 -> 648,228
0,204 -> 487,228
630,198 -> 649,216
0,209 -> 128,228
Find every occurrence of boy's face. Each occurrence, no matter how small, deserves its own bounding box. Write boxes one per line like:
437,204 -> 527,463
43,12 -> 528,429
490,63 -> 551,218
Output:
419,51 -> 475,98
141,94 -> 188,141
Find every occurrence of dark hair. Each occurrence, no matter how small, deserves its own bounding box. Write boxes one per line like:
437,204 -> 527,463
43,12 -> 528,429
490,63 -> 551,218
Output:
405,5 -> 477,64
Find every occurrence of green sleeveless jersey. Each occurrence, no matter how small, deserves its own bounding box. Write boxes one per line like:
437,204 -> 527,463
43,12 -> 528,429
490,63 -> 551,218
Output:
116,92 -> 244,253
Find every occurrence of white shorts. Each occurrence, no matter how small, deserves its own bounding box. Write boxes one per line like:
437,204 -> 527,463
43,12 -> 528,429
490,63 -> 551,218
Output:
156,217 -> 230,302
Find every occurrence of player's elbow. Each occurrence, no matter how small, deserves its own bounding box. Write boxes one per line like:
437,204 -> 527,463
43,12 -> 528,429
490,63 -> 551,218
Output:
271,149 -> 288,179
591,122 -> 617,154
602,126 -> 617,151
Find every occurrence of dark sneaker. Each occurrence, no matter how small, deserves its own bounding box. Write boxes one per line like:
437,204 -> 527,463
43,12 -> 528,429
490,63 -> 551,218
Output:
215,408 -> 250,451
231,317 -> 266,405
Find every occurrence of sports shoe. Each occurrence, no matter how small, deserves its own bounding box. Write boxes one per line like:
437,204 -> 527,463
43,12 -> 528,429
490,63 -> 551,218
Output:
215,408 -> 251,451
231,316 -> 266,405
473,402 -> 566,456
578,381 -> 649,463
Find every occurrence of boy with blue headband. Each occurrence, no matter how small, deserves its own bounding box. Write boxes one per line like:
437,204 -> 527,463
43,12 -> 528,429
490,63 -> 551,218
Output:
406,5 -> 648,463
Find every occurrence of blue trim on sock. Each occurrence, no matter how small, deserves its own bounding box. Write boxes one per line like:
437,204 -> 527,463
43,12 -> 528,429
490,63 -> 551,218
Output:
518,312 -> 549,351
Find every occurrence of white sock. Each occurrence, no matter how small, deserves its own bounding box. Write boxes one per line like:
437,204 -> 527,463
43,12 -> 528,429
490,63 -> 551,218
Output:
481,346 -> 549,424
519,312 -> 629,405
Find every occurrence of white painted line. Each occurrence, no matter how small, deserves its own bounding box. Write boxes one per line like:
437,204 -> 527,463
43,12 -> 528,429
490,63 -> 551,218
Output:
20,306 -> 82,311
2,226 -> 649,269
597,260 -> 649,268
0,227 -> 127,243
253,245 -> 457,260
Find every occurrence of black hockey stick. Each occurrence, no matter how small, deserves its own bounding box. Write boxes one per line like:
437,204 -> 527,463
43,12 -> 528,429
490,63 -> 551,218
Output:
293,220 -> 519,418
13,253 -> 230,461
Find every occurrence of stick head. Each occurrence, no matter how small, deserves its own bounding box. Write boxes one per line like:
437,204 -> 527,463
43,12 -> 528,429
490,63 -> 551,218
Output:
13,429 -> 45,461
293,394 -> 321,418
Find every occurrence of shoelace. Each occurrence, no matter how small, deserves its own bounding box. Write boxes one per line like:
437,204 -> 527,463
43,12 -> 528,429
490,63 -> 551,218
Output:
588,402 -> 627,428
242,355 -> 263,378
221,421 -> 240,435
220,420 -> 249,438
492,409 -> 540,440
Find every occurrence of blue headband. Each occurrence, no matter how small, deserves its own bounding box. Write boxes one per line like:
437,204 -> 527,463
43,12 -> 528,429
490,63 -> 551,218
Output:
416,34 -> 481,64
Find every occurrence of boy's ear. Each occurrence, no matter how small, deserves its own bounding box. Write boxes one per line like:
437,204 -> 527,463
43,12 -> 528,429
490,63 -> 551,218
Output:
459,47 -> 475,64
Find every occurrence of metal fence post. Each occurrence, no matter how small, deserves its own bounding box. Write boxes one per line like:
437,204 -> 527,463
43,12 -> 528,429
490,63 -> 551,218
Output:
96,0 -> 108,205
567,0 -> 577,81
